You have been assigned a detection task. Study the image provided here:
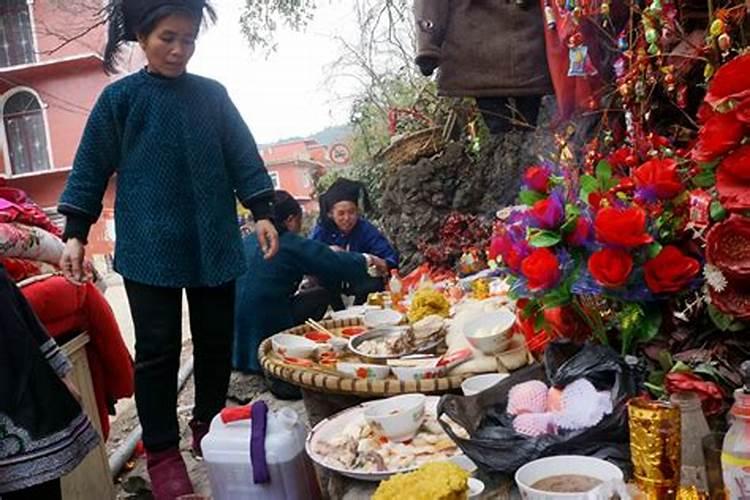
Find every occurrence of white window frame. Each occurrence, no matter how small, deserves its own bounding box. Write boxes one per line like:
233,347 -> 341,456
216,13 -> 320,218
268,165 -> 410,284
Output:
269,170 -> 280,189
0,86 -> 54,177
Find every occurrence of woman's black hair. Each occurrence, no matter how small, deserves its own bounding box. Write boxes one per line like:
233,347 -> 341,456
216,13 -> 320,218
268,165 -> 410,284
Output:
103,0 -> 216,74
273,190 -> 303,234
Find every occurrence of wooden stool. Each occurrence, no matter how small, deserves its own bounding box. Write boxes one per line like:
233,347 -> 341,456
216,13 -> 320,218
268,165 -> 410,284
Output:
61,333 -> 116,500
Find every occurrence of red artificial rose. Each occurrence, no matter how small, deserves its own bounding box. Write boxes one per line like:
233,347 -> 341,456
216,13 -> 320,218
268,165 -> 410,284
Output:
705,53 -> 750,108
565,216 -> 591,247
644,245 -> 701,294
588,248 -> 633,288
594,206 -> 653,248
697,101 -> 717,124
709,280 -> 750,321
634,158 -> 684,199
530,196 -> 564,229
716,145 -> 750,213
521,248 -> 561,291
706,215 -> 750,283
665,373 -> 725,416
736,98 -> 750,124
524,165 -> 551,193
692,111 -> 746,162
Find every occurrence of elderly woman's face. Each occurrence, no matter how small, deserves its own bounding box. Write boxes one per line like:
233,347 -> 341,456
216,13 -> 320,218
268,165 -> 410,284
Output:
329,201 -> 358,234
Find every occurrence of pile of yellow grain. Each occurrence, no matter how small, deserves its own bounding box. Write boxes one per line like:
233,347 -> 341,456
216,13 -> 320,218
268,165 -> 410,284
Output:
408,287 -> 451,323
373,462 -> 470,500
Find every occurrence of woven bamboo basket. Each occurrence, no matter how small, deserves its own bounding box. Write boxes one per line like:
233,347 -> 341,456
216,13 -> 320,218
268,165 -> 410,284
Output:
376,126 -> 444,168
259,318 -> 471,397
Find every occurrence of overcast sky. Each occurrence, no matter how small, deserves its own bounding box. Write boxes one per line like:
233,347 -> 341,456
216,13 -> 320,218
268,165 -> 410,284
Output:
190,0 -> 358,145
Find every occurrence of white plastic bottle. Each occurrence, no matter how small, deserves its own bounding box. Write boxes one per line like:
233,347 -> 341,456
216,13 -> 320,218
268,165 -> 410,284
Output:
722,361 -> 750,498
202,406 -> 321,500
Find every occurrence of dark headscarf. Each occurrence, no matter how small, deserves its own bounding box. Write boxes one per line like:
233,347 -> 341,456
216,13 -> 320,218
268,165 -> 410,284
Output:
273,190 -> 302,234
319,179 -> 371,219
104,0 -> 215,73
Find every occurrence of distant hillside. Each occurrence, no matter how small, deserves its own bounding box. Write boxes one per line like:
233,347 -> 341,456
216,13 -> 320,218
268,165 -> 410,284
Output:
264,124 -> 353,148
311,124 -> 352,146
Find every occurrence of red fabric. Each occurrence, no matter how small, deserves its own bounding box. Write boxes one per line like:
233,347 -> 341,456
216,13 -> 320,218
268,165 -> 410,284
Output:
541,2 -> 603,121
0,258 -> 59,282
0,186 -> 61,237
20,276 -> 134,438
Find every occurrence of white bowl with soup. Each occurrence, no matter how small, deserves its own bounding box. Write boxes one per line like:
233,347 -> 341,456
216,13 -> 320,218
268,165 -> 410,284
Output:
515,455 -> 624,500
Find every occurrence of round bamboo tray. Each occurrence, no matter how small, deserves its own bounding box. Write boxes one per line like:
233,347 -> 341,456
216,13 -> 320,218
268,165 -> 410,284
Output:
259,318 -> 471,397
376,127 -> 444,168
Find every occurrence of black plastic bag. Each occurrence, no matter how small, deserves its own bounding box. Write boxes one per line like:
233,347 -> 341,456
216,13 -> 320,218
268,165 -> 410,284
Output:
437,342 -> 637,474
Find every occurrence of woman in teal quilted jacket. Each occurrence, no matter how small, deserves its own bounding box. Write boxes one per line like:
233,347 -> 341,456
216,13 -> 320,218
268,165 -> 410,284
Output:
57,1 -> 278,498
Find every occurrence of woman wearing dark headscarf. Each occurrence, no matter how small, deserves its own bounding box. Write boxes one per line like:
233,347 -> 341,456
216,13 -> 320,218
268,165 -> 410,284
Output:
310,179 -> 399,304
234,191 -> 388,378
0,264 -> 99,500
57,1 -> 278,497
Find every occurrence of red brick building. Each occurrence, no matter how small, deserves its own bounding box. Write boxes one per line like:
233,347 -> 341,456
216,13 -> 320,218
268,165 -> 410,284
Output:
0,1 -> 138,266
259,139 -> 330,213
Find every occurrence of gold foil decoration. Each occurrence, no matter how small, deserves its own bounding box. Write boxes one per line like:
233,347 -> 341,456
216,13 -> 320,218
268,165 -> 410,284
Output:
629,397 -> 682,499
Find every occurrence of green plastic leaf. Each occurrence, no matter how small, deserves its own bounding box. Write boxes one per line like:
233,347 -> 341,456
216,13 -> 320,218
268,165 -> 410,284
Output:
709,303 -> 734,331
670,361 -> 692,374
560,216 -> 578,235
637,306 -> 663,344
529,231 -> 562,248
710,200 -> 728,221
580,175 -> 598,193
647,242 -> 663,259
694,169 -> 716,188
644,382 -> 667,398
542,289 -> 571,308
519,189 -> 546,206
658,350 -> 674,372
596,161 -> 613,181
534,312 -> 546,331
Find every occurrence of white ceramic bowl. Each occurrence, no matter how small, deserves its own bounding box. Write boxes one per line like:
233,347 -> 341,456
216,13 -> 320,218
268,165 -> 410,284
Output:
363,309 -> 403,329
515,455 -> 624,500
461,373 -> 510,396
391,365 -> 445,382
336,361 -> 391,380
271,334 -> 318,359
364,394 -> 426,442
463,308 -> 515,355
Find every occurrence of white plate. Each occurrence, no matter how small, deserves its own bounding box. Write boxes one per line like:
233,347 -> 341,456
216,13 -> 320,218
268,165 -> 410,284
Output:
305,396 -> 468,481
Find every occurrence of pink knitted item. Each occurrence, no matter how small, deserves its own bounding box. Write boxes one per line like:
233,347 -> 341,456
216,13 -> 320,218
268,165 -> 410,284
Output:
513,412 -> 557,437
507,380 -> 549,416
547,387 -> 563,412
554,379 -> 613,431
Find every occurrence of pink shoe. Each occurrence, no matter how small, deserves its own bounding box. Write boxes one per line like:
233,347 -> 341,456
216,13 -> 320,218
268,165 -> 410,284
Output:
189,420 -> 210,459
147,448 -> 194,500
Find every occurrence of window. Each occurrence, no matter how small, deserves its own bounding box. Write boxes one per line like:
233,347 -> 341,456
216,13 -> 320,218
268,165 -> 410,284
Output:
0,1 -> 35,68
269,171 -> 280,189
4,90 -> 51,175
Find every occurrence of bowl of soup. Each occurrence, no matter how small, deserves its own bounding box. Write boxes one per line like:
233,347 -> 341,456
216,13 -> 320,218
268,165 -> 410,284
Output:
515,455 -> 623,500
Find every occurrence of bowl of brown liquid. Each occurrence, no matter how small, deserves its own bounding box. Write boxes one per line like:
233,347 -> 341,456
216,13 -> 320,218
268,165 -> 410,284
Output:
515,455 -> 624,500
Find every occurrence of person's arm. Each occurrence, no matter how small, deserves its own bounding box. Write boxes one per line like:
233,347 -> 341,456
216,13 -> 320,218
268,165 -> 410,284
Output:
58,88 -> 120,243
360,221 -> 400,269
291,235 -> 377,284
309,222 -> 325,242
413,0 -> 450,76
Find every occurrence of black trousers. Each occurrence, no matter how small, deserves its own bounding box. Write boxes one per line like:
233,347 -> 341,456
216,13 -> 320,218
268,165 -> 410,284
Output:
476,95 -> 543,134
124,279 -> 235,452
2,479 -> 61,500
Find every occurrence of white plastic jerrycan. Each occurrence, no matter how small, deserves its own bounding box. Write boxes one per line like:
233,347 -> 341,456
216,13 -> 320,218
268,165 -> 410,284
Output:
201,403 -> 321,500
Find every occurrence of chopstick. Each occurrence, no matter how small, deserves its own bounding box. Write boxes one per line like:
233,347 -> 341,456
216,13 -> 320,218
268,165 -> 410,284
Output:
306,318 -> 338,337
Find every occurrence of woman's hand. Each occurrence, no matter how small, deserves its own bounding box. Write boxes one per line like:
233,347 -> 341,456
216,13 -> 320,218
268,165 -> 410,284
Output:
60,238 -> 87,284
366,254 -> 389,277
256,220 -> 279,260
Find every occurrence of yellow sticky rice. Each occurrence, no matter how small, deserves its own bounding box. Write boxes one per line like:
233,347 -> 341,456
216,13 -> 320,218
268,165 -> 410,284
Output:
408,287 -> 451,323
373,462 -> 470,500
